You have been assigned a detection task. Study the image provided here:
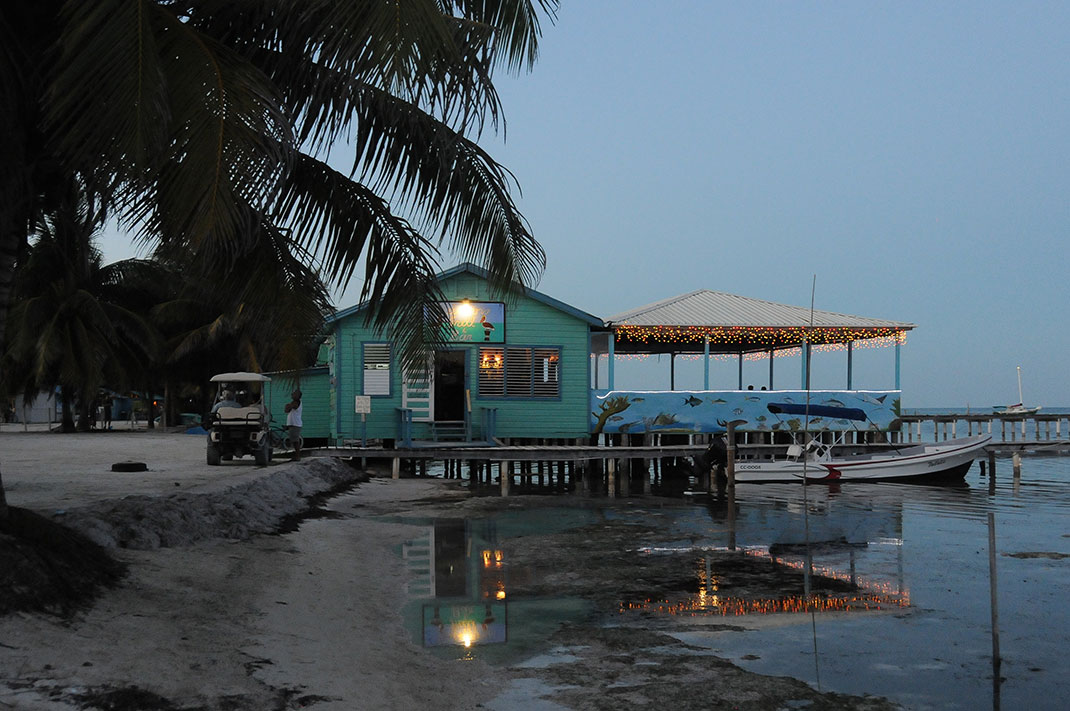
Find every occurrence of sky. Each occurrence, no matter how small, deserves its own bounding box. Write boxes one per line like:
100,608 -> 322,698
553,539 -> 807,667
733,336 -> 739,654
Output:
98,1 -> 1070,409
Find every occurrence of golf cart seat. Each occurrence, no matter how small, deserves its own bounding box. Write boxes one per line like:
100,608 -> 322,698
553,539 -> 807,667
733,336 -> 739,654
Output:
214,405 -> 264,425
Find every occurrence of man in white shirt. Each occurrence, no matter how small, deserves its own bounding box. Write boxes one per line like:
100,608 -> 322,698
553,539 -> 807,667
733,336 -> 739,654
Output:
284,389 -> 303,460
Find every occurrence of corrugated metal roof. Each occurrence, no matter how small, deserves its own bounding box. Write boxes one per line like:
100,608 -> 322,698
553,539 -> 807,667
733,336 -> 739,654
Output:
608,290 -> 915,330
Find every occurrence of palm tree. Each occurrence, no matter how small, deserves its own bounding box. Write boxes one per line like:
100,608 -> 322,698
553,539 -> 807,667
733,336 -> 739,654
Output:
2,178 -> 158,432
0,0 -> 557,518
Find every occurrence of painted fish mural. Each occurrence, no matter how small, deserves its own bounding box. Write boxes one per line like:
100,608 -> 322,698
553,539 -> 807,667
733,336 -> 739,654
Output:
590,390 -> 899,435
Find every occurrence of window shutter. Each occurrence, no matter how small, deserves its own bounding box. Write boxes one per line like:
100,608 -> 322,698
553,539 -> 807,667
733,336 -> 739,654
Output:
363,344 -> 391,395
505,348 -> 532,396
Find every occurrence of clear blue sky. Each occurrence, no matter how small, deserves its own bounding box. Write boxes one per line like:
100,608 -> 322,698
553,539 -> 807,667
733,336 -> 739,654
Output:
99,2 -> 1069,408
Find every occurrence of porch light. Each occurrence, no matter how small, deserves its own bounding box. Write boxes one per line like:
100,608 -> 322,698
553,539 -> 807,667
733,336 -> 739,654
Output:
454,300 -> 475,320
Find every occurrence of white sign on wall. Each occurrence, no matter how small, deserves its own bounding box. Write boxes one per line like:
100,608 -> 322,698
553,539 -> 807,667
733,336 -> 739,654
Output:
354,395 -> 372,414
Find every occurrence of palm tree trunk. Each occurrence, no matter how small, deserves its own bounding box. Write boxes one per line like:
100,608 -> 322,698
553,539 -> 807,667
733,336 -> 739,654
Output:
60,386 -> 76,432
0,467 -> 8,523
76,396 -> 91,432
0,178 -> 24,525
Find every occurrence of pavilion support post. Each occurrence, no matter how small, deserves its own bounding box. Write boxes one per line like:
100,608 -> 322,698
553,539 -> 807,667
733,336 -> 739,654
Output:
670,352 -> 676,391
608,332 -> 616,390
847,341 -> 854,389
737,353 -> 743,390
768,348 -> 774,390
895,341 -> 901,390
703,336 -> 710,390
800,339 -> 809,389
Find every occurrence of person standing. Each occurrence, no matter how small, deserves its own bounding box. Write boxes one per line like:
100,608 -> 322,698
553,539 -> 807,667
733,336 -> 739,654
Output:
284,389 -> 303,460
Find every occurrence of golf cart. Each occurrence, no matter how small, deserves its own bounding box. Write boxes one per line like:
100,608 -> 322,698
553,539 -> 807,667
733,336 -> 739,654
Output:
205,372 -> 272,465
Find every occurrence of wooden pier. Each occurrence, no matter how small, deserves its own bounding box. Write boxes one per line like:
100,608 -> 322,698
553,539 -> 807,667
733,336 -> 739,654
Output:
304,412 -> 1069,497
304,442 -> 711,497
899,412 -> 1070,454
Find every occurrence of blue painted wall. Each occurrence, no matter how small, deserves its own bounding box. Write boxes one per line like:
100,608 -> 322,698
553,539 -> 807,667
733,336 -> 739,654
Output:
591,389 -> 901,434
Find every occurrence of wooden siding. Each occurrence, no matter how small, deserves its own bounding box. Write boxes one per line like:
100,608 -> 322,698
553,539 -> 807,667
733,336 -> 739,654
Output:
332,271 -> 593,441
266,368 -> 330,439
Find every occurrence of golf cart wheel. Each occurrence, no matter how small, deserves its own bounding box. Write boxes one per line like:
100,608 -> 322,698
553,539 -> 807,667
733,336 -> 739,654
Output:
254,442 -> 270,466
207,444 -> 222,466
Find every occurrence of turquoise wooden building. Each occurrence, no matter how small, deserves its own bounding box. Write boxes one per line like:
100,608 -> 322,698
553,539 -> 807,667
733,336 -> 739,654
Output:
324,263 -> 602,446
264,366 -> 332,442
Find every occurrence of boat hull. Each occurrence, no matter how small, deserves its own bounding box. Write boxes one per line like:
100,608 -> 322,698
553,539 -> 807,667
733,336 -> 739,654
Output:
732,435 -> 992,484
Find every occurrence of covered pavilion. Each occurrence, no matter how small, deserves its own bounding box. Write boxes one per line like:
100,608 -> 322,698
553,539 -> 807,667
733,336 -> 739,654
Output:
593,290 -> 916,391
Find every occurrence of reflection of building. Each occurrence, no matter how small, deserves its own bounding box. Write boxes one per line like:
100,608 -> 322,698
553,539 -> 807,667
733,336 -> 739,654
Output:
402,519 -> 510,649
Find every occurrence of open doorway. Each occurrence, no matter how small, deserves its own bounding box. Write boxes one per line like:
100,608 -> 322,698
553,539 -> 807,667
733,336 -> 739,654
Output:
434,350 -> 466,422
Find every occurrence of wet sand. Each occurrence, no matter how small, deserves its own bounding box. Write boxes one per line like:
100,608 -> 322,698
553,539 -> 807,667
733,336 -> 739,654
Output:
0,430 -> 899,710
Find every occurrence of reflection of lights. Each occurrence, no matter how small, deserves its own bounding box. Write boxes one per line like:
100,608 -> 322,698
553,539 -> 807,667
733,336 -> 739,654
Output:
618,591 -> 908,617
496,590 -> 506,600
481,549 -> 504,568
618,548 -> 910,618
453,621 -> 480,647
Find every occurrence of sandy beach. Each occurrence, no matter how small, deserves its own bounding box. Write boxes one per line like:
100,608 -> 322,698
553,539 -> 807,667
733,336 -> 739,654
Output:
1,428 -> 899,710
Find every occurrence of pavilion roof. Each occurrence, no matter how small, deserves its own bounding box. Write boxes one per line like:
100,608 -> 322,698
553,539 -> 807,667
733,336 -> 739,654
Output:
605,290 -> 916,354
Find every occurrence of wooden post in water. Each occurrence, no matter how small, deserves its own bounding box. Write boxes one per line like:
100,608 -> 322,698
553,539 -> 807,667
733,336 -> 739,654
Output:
1012,452 -> 1022,480
392,457 -> 400,479
500,461 -> 511,496
725,420 -> 743,488
607,457 -> 617,498
988,511 -> 1002,708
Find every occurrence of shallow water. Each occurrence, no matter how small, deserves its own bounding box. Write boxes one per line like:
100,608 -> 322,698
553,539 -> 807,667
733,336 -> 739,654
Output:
397,453 -> 1069,710
673,456 -> 1070,710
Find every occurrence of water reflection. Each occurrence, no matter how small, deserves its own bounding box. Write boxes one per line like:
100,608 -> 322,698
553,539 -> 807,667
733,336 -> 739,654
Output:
399,511 -> 599,662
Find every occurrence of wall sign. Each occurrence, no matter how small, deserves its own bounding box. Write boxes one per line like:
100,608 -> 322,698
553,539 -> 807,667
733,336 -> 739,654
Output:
441,301 -> 505,343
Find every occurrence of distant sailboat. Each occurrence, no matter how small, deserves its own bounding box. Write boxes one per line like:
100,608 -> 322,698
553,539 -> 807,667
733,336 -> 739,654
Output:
994,366 -> 1040,415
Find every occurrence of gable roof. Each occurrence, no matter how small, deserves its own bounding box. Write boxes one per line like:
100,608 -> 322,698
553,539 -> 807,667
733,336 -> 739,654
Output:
607,290 -> 915,354
328,262 -> 603,327
609,290 -> 915,330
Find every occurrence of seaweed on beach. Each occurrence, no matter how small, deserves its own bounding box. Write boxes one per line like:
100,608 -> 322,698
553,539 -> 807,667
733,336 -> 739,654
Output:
0,506 -> 126,616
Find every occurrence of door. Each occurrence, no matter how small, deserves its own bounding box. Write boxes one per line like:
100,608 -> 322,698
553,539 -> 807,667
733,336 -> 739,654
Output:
434,350 -> 466,422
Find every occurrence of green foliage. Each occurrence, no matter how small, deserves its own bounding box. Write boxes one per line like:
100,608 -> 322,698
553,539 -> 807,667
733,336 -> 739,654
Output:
0,0 -> 557,378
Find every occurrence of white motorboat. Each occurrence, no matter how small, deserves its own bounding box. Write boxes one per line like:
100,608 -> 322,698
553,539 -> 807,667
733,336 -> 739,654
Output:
732,434 -> 992,483
719,403 -> 991,483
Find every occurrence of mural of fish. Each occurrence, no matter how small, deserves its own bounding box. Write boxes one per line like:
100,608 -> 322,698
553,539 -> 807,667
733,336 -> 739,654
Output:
684,396 -> 703,407
822,399 -> 846,407
710,398 -> 728,403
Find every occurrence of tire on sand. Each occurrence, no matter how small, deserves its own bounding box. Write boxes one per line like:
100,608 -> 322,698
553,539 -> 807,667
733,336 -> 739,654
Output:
207,444 -> 222,466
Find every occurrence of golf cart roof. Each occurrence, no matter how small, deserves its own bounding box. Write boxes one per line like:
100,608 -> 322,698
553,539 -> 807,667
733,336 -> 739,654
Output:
210,372 -> 271,383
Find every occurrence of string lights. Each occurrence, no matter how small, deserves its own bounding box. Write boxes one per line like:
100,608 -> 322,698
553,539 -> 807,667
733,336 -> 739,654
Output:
596,327 -> 907,361
614,325 -> 908,349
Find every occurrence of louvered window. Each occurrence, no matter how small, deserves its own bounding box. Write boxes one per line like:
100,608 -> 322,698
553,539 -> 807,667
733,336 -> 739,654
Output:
363,343 -> 391,396
478,346 -> 560,398
478,347 -> 504,396
505,348 -> 532,396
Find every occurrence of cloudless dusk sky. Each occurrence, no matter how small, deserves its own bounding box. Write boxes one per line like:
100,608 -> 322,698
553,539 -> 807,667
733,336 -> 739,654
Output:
99,2 -> 1069,408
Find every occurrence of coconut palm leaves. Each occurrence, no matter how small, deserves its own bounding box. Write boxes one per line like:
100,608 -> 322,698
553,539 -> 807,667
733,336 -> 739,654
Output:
27,0 -> 553,369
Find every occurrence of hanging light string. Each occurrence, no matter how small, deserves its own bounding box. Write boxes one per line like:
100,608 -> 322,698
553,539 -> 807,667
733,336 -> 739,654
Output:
613,324 -> 907,349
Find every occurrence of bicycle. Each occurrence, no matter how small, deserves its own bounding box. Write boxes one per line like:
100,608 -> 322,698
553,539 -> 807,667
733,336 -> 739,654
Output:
269,422 -> 303,455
